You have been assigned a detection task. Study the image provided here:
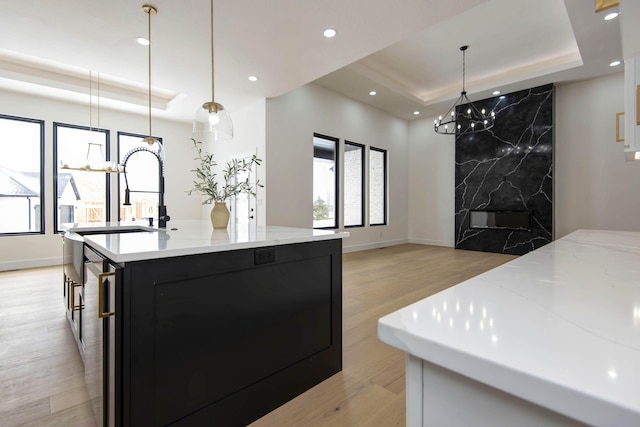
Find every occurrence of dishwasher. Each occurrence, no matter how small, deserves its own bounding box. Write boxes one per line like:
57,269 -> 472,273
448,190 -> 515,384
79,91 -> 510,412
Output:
84,244 -> 121,427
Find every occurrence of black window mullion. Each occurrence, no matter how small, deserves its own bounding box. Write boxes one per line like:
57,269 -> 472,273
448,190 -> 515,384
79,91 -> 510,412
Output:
344,141 -> 365,228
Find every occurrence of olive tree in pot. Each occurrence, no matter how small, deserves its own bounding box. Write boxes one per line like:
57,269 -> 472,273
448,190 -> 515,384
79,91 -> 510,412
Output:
187,138 -> 262,228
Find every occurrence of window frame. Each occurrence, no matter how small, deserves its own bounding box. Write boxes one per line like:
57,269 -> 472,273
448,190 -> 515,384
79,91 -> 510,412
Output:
343,140 -> 365,228
368,146 -> 388,226
53,122 -> 111,233
0,114 -> 45,236
313,133 -> 339,230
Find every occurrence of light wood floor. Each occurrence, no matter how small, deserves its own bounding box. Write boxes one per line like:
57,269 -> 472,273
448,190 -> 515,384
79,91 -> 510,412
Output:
0,244 -> 515,426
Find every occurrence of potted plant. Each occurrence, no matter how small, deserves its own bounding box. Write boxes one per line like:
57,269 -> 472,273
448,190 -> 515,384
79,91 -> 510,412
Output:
187,138 -> 263,228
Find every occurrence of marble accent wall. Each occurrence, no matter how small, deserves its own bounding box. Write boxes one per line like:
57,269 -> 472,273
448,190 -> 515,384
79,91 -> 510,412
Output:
455,84 -> 553,255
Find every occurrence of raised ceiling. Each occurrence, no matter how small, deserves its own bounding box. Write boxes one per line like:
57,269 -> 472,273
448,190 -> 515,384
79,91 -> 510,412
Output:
0,0 -> 622,122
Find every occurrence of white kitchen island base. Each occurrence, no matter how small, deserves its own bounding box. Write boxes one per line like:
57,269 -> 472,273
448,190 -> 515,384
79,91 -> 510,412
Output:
406,354 -> 585,427
379,230 -> 640,427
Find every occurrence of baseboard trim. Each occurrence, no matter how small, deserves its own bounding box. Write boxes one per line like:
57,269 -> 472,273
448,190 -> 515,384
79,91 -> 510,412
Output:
0,257 -> 61,272
408,238 -> 454,248
343,239 -> 408,253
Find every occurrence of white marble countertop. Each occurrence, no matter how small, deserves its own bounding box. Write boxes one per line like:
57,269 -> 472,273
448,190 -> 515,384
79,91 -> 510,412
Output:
63,220 -> 349,263
378,229 -> 640,426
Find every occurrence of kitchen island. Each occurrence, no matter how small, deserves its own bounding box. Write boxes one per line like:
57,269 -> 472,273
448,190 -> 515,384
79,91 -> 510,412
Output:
63,221 -> 348,427
378,230 -> 640,427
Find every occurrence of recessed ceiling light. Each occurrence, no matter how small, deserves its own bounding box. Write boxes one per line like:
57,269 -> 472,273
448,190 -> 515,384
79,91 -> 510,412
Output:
604,12 -> 619,20
136,37 -> 150,46
610,60 -> 621,67
413,111 -> 420,115
248,76 -> 259,82
369,91 -> 376,96
492,90 -> 501,96
323,28 -> 337,38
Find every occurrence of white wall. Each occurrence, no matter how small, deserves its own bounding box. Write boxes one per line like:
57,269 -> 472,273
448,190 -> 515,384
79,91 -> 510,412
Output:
407,117 -> 456,247
0,89 -> 199,270
266,83 -> 409,251
555,72 -> 640,237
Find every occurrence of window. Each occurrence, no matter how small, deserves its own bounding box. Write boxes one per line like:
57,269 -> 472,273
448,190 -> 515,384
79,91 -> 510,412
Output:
54,123 -> 110,231
313,134 -> 338,229
0,114 -> 44,235
343,141 -> 364,227
118,132 -> 162,222
369,147 -> 387,226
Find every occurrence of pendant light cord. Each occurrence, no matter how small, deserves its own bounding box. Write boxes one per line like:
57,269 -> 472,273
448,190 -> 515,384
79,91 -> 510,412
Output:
89,70 -> 93,135
147,7 -> 152,139
210,0 -> 215,102
462,49 -> 465,93
97,72 -> 100,131
460,45 -> 468,95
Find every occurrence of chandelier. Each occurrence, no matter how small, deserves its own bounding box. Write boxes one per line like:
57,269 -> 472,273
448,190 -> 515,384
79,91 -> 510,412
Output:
434,46 -> 495,135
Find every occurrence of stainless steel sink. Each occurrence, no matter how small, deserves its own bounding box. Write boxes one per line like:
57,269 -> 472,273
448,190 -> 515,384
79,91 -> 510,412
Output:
75,227 -> 153,236
63,228 -> 155,283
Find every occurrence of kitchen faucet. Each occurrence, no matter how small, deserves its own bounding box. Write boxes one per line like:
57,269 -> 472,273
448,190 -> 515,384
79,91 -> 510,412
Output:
121,146 -> 170,228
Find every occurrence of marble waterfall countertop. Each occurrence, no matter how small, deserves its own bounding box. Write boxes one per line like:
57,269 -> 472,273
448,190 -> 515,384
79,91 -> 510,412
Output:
378,229 -> 640,426
63,220 -> 349,263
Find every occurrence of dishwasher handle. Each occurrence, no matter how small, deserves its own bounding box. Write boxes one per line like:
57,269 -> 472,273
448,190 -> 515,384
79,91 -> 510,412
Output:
84,245 -> 116,319
98,272 -> 116,319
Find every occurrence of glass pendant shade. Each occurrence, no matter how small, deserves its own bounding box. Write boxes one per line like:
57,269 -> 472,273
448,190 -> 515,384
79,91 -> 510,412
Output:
193,101 -> 233,142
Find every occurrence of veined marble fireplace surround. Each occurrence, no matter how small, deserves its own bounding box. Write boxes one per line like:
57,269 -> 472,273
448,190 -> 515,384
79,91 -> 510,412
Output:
455,84 -> 553,255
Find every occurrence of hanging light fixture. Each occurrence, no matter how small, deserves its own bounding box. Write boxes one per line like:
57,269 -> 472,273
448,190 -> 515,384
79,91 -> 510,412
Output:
434,46 -> 495,135
82,70 -> 104,171
121,4 -> 170,228
140,4 -> 165,160
60,70 -> 122,173
192,0 -> 233,142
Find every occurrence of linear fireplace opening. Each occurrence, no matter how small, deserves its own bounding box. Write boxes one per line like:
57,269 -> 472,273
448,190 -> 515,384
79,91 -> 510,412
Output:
470,210 -> 531,231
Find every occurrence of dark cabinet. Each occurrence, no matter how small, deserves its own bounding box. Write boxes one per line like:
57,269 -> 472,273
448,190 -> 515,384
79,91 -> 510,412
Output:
112,239 -> 342,426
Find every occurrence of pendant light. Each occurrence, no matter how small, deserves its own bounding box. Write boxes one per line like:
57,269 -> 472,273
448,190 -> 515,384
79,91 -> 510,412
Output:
121,4 -> 170,228
84,70 -> 105,170
141,4 -> 165,160
434,46 -> 495,135
192,0 -> 233,142
60,71 -> 121,173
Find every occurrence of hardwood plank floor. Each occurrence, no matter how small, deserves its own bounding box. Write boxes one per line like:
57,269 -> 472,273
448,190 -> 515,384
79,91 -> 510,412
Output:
0,244 -> 515,426
0,266 -> 97,426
